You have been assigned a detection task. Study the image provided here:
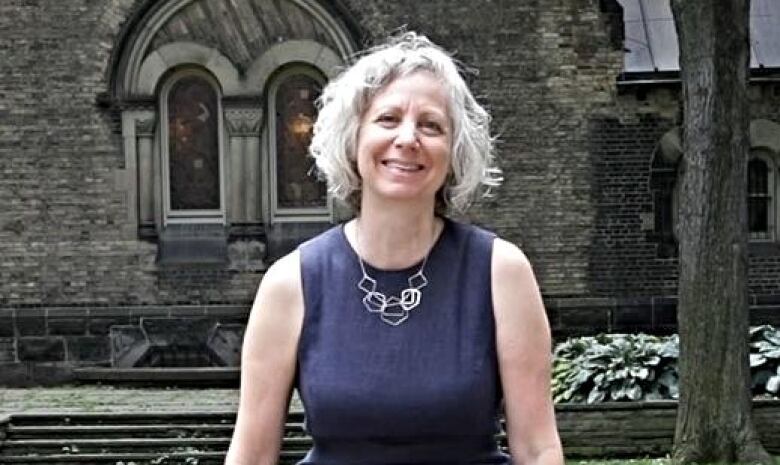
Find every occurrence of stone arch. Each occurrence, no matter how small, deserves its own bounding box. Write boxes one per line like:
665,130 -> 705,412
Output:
108,0 -> 358,254
137,42 -> 241,96
109,0 -> 358,100
245,40 -> 344,93
648,120 -> 780,255
652,120 -> 780,164
653,126 -> 682,165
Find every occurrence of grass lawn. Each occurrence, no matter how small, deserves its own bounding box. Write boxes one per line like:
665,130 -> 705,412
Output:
568,460 -> 669,465
567,459 -> 780,465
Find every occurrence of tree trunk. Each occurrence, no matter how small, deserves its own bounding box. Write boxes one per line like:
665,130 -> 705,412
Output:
671,1 -> 772,463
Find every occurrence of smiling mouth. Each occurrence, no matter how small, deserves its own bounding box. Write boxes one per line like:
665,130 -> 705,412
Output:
382,160 -> 424,172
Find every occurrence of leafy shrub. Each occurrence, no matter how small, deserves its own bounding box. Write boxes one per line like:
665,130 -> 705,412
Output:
552,333 -> 679,404
750,325 -> 780,397
553,325 -> 780,403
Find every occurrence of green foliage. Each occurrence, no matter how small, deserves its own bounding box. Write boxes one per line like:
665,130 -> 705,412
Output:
567,458 -> 780,465
566,460 -> 671,465
552,333 -> 679,404
750,325 -> 780,397
553,325 -> 780,404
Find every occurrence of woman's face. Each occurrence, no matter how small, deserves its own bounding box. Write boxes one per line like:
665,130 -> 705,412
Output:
355,71 -> 452,209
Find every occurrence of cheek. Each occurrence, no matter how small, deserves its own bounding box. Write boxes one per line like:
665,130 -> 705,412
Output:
353,131 -> 370,174
438,145 -> 453,174
433,155 -> 452,190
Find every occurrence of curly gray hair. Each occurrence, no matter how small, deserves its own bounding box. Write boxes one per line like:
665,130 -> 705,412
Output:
309,31 -> 502,213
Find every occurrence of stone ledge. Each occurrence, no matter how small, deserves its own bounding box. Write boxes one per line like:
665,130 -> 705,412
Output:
553,399 -> 780,456
0,363 -> 75,387
18,338 -> 65,362
72,367 -> 239,386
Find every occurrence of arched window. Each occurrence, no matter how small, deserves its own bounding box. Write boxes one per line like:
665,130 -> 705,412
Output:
650,128 -> 780,254
650,155 -> 678,258
267,67 -> 328,222
649,127 -> 682,258
748,152 -> 776,241
161,69 -> 224,224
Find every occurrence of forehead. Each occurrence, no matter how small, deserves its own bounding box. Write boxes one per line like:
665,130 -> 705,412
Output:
366,71 -> 449,112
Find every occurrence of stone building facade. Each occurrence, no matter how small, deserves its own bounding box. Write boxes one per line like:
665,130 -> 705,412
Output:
1,0 -> 779,385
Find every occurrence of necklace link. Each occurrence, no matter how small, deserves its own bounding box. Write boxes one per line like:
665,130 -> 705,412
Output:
355,223 -> 433,326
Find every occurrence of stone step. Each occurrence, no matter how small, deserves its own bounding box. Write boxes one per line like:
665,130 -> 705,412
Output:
8,423 -> 294,439
1,436 -> 314,454
0,450 -> 304,464
0,451 -> 227,464
1,436 -> 232,454
4,411 -> 282,426
0,410 -> 504,464
0,411 -> 310,464
6,421 -> 305,438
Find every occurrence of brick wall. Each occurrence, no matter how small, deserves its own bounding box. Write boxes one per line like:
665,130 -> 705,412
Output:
341,0 -> 627,297
0,0 -> 269,309
588,109 -> 679,298
585,82 -> 780,299
0,0 -> 624,307
1,0 -> 780,384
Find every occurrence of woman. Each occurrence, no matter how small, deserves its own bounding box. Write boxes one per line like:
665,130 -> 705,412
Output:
225,32 -> 563,465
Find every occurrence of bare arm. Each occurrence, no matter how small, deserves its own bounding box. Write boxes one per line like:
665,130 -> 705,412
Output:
224,251 -> 304,465
492,238 -> 563,465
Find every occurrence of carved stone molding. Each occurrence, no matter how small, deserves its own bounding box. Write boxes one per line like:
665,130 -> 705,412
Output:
135,114 -> 156,137
225,108 -> 263,137
110,317 -> 244,368
110,325 -> 150,368
208,323 -> 245,366
227,239 -> 267,272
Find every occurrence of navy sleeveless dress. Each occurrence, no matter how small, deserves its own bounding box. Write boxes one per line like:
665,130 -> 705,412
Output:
296,218 -> 510,464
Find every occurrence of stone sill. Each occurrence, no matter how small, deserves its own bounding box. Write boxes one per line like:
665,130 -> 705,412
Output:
73,367 -> 239,386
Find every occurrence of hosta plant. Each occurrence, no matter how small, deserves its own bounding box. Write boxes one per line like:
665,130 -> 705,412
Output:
552,333 -> 679,404
553,325 -> 780,404
750,324 -> 780,396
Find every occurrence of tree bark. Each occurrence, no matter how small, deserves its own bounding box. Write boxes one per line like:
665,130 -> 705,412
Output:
671,1 -> 772,463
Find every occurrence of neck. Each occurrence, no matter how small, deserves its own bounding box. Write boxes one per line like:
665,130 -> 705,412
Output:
350,201 -> 441,270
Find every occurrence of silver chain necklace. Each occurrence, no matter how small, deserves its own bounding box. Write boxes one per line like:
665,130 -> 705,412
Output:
355,222 -> 434,326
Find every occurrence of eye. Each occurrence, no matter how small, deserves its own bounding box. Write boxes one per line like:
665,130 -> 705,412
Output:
375,113 -> 399,126
419,120 -> 445,135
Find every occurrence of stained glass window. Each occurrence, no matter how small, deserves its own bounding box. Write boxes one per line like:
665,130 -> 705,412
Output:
167,75 -> 220,211
274,73 -> 326,209
748,157 -> 771,238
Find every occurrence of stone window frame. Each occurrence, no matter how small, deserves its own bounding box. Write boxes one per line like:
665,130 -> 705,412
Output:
264,65 -> 330,224
109,0 -> 358,243
649,127 -> 682,258
650,119 -> 780,256
748,150 -> 777,242
121,42 -> 243,238
118,40 -> 346,240
159,67 -> 227,226
746,119 -> 780,244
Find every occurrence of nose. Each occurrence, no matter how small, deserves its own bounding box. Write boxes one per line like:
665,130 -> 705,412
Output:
394,120 -> 419,149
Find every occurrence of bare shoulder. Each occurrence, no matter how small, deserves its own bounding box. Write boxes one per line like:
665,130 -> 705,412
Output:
490,237 -> 547,336
247,249 -> 304,328
491,237 -> 533,282
257,250 -> 302,297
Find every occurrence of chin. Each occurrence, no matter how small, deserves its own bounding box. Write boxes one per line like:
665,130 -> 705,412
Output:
373,187 -> 439,205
